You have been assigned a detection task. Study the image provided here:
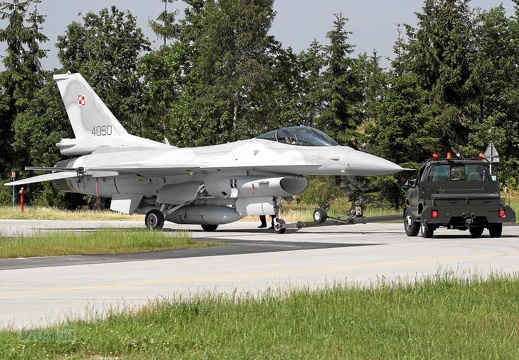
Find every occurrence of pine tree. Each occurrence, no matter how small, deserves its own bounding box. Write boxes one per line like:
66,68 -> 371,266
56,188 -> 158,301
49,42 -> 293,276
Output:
405,0 -> 477,152
0,0 -> 48,171
168,0 -> 280,146
319,13 -> 363,147
149,0 -> 180,48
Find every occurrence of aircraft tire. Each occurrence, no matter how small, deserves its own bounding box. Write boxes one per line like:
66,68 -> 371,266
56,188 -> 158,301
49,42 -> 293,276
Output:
145,209 -> 165,229
274,218 -> 286,234
201,224 -> 218,232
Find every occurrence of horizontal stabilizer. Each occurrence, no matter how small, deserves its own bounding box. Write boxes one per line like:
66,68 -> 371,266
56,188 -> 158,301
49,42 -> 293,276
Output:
4,172 -> 78,186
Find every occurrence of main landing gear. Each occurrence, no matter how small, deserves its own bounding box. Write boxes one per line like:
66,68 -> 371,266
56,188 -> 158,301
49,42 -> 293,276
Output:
145,209 -> 165,229
145,208 -> 220,231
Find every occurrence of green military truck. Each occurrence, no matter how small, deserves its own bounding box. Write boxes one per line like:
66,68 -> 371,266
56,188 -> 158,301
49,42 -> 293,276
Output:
403,155 -> 515,238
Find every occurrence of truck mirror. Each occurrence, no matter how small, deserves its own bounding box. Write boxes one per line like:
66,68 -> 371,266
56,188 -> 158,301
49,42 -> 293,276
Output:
402,179 -> 416,190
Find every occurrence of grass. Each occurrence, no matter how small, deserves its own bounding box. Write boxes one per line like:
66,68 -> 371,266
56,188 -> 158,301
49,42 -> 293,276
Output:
0,205 -> 144,221
0,229 -> 225,259
2,195 -> 518,224
1,272 -> 518,359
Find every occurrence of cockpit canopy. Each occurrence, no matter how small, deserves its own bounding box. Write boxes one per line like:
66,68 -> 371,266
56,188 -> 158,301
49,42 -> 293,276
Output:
256,126 -> 338,146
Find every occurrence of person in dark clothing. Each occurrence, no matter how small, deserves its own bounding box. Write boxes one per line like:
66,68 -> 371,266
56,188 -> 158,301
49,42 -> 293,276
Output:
259,215 -> 275,229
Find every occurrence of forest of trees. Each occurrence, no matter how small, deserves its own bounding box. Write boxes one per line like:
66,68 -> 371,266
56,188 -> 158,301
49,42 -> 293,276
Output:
1,0 -> 518,209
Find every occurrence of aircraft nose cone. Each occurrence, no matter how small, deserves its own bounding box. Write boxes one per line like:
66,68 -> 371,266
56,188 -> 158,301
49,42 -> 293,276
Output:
346,149 -> 403,175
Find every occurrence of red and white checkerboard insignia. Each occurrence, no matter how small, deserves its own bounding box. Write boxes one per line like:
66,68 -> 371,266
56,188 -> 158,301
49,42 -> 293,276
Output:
78,95 -> 86,105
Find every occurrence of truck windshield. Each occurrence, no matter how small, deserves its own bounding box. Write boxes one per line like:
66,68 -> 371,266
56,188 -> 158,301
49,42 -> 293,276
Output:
427,163 -> 491,181
256,126 -> 339,146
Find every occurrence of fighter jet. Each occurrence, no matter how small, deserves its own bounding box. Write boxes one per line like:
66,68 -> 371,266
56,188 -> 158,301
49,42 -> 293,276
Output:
6,73 -> 403,232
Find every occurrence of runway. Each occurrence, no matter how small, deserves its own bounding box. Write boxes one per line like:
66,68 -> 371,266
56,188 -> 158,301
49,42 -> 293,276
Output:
1,219 -> 519,329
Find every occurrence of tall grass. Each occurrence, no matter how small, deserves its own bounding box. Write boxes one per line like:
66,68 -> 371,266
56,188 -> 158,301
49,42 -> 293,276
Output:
0,205 -> 144,221
1,272 -> 518,359
0,229 -> 224,258
1,196 -> 517,224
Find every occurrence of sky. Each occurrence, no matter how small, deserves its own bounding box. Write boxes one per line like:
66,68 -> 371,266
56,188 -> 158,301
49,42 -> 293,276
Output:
10,0 -> 519,70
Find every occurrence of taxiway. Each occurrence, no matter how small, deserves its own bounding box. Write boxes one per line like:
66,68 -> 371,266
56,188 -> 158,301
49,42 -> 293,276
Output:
1,220 -> 518,329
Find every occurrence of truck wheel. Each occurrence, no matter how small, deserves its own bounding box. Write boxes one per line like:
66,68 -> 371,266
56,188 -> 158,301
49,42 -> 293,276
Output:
404,209 -> 420,236
489,223 -> 502,238
469,226 -> 484,237
313,208 -> 327,224
422,222 -> 434,238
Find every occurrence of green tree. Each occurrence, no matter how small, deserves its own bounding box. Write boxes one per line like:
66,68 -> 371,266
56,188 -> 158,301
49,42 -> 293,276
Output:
298,40 -> 326,127
361,52 -> 386,125
56,6 -> 151,136
318,13 -> 363,147
0,0 -> 48,173
465,5 -> 519,186
137,46 -> 183,142
261,43 -> 307,130
371,71 -> 436,164
467,6 -> 518,151
167,0 -> 281,146
366,25 -> 438,164
405,0 -> 477,153
11,74 -> 84,207
149,0 -> 180,48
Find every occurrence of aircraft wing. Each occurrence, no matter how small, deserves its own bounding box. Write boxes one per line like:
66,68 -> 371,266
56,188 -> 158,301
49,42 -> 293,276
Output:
4,170 -> 120,186
83,164 -> 321,177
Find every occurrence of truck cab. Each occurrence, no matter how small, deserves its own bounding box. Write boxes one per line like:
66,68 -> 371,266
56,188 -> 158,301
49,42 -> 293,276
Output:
404,155 -> 515,238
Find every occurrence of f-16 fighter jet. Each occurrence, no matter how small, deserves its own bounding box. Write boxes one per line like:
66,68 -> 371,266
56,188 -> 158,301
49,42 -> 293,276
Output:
6,73 -> 403,232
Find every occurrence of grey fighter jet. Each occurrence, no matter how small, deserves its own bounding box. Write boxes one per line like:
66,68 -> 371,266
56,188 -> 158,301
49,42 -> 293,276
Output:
6,73 -> 403,232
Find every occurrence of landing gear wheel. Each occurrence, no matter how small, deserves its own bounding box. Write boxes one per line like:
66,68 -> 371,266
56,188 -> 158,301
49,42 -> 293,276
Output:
489,223 -> 502,238
145,209 -> 165,229
469,226 -> 484,238
422,222 -> 434,238
274,218 -> 286,234
404,209 -> 420,236
201,224 -> 218,232
313,208 -> 328,224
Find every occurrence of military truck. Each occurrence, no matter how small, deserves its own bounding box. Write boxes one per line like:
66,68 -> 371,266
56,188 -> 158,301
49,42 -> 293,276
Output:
403,154 -> 515,238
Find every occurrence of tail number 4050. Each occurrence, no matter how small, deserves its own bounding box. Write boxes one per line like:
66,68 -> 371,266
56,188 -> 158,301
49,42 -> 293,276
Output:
92,125 -> 113,136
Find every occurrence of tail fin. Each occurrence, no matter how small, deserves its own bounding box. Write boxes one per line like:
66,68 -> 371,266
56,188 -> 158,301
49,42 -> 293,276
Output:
53,73 -> 128,139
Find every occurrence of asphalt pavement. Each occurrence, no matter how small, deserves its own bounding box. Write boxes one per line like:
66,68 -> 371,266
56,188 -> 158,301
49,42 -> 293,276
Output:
1,219 -> 518,329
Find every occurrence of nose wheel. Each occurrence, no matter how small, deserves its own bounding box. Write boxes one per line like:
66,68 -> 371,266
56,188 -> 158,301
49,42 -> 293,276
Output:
273,218 -> 286,234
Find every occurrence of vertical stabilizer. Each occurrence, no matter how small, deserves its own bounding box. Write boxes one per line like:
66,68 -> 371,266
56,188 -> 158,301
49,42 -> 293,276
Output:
53,73 -> 128,139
